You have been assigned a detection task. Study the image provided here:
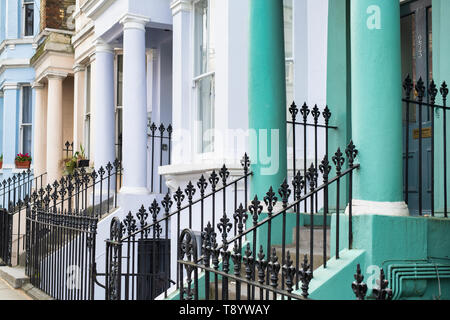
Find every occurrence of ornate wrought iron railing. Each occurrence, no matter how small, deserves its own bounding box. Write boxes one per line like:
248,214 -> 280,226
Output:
288,102 -> 336,213
8,160 -> 121,269
178,142 -> 359,301
0,170 -> 47,266
100,155 -> 252,300
402,76 -> 450,217
25,205 -> 98,300
148,122 -> 173,194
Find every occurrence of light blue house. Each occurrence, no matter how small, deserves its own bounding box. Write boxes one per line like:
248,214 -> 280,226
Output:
0,0 -> 40,181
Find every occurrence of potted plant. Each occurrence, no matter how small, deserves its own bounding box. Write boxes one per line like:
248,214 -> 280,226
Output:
0,154 -> 3,169
63,157 -> 77,175
15,153 -> 32,169
76,144 -> 89,168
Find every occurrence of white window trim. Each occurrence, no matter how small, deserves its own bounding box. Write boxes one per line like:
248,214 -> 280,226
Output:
22,0 -> 34,38
19,84 -> 32,155
191,0 -> 216,156
84,64 -> 92,158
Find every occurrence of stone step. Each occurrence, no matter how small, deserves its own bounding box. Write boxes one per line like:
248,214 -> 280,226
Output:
0,266 -> 29,289
292,226 -> 331,252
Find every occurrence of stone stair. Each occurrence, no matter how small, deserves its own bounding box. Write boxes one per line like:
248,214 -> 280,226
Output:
207,226 -> 331,300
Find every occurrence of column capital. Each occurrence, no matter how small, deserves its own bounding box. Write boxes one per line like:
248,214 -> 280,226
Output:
94,38 -> 114,54
119,13 -> 150,31
171,0 -> 191,16
32,82 -> 45,90
1,83 -> 19,91
73,64 -> 86,73
45,71 -> 68,81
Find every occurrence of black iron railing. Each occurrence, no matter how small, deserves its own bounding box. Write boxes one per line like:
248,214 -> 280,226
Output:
25,205 -> 98,300
352,264 -> 393,300
402,76 -> 449,217
178,142 -> 359,301
10,160 -> 121,271
0,209 -> 12,266
0,170 -> 47,266
288,102 -> 336,214
100,155 -> 251,300
63,141 -> 74,159
148,122 -> 172,194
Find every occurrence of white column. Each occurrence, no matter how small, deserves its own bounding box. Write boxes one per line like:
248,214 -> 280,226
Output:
93,40 -> 116,169
46,74 -> 66,184
120,14 -> 150,194
73,64 -> 85,151
32,82 -> 46,178
171,1 -> 192,165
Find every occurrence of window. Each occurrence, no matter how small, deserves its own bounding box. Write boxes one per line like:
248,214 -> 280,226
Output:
23,1 -> 34,37
284,0 -> 295,148
115,54 -> 123,161
20,86 -> 32,155
193,0 -> 216,153
84,65 -> 91,157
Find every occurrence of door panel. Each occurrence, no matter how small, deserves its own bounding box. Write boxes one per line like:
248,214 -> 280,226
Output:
401,0 -> 432,215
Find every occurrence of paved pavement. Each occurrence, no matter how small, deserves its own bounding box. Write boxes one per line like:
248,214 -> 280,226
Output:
0,278 -> 31,300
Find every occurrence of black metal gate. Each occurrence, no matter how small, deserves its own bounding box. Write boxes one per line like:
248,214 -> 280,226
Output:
26,205 -> 98,300
0,209 -> 12,266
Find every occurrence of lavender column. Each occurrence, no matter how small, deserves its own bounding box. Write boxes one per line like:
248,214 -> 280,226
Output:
93,40 -> 116,170
120,15 -> 150,195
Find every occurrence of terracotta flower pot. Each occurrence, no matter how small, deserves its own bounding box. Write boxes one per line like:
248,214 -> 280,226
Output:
15,161 -> 31,169
0,161 -> 2,169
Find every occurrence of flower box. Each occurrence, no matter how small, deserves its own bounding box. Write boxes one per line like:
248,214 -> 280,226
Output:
77,159 -> 90,168
15,161 -> 31,169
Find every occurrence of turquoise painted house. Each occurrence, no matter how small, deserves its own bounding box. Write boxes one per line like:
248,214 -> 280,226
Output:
0,0 -> 39,181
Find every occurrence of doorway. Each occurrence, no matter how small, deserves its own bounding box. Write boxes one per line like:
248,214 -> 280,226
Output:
401,0 -> 432,215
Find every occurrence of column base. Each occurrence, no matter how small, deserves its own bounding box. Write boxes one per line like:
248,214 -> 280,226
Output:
345,199 -> 409,217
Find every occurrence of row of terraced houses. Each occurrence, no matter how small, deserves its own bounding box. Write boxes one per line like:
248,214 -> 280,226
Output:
0,0 -> 448,301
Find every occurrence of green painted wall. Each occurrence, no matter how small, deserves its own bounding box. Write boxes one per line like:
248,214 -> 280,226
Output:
311,214 -> 450,300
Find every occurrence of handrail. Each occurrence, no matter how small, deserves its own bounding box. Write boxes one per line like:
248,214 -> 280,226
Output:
118,170 -> 253,242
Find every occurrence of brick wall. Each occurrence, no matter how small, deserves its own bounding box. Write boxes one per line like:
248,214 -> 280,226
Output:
40,0 -> 76,31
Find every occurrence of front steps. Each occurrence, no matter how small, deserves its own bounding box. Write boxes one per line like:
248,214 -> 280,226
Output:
205,226 -> 331,300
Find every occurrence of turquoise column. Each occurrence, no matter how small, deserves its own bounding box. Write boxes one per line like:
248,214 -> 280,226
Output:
351,0 -> 405,207
248,0 -> 287,200
432,0 -> 450,215
327,0 -> 351,212
248,0 -> 287,246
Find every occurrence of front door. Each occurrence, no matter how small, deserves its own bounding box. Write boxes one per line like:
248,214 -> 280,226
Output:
401,0 -> 433,215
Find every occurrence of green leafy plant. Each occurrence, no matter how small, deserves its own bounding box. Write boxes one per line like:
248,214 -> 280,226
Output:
0,154 -> 3,162
15,153 -> 32,162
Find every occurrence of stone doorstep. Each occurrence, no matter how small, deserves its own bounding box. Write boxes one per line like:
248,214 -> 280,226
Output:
0,266 -> 29,289
0,266 -> 53,300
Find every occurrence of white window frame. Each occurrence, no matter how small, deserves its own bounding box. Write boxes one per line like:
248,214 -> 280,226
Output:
19,84 -> 33,155
114,51 -> 124,160
84,64 -> 92,158
192,0 -> 216,155
284,0 -> 295,149
22,0 -> 34,38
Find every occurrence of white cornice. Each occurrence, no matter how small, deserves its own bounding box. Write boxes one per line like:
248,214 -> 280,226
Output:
84,0 -> 116,20
1,83 -> 20,91
0,38 -> 35,56
72,21 -> 95,47
171,0 -> 192,15
0,59 -> 30,74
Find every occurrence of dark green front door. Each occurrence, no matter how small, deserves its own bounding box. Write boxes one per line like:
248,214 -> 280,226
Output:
401,0 -> 433,215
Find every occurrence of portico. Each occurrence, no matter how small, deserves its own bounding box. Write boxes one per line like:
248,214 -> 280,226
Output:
82,0 -> 173,210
